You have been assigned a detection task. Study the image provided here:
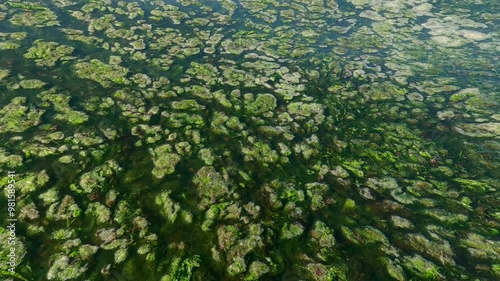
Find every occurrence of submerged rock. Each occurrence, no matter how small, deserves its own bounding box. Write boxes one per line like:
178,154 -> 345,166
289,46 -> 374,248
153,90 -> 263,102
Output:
150,144 -> 181,179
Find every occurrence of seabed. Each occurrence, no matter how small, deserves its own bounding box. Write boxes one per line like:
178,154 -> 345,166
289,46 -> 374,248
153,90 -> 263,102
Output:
0,0 -> 498,280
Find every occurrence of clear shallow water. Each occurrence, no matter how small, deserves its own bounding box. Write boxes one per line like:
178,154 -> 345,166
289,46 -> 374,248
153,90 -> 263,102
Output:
0,0 -> 498,280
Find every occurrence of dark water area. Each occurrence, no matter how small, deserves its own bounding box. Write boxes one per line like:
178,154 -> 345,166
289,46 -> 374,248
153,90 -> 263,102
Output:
0,0 -> 498,281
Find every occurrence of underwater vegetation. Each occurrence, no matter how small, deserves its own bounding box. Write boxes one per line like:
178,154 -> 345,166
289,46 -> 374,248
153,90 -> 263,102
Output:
0,0 -> 498,280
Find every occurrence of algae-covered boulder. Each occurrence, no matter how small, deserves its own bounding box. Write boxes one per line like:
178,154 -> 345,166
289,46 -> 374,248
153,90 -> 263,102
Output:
39,187 -> 59,206
0,68 -> 10,81
198,148 -> 215,165
366,177 -> 399,192
46,254 -> 87,280
454,122 -> 500,138
287,102 -> 325,124
244,93 -> 277,115
398,234 -> 455,266
281,222 -> 305,240
150,144 -> 181,179
46,195 -> 81,221
192,166 -> 230,210
10,9 -> 59,27
19,79 -> 46,89
460,233 -> 500,262
161,255 -> 201,281
0,97 -> 44,133
305,182 -> 330,211
85,202 -> 111,224
0,227 -> 26,271
309,220 -> 336,260
390,216 -> 414,229
77,160 -> 122,194
0,149 -> 23,168
24,40 -> 75,66
245,261 -> 270,280
171,99 -> 205,111
186,62 -> 219,83
54,109 -> 89,125
74,59 -> 129,87
301,263 -> 340,281
403,254 -> 444,280
131,73 -> 152,88
242,141 -> 279,164
228,256 -> 247,276
0,41 -> 20,50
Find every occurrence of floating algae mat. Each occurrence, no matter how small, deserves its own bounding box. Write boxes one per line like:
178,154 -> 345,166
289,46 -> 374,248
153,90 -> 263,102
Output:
0,0 -> 499,280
